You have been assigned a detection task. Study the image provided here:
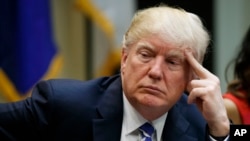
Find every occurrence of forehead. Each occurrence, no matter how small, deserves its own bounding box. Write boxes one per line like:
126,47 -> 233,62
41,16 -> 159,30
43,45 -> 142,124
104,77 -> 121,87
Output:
135,37 -> 186,56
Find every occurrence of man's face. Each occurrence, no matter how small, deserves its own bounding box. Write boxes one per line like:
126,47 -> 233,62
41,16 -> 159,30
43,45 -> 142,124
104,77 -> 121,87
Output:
121,35 -> 192,114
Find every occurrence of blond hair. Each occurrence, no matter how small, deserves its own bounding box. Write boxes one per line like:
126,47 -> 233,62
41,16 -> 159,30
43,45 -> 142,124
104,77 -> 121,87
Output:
123,5 -> 210,63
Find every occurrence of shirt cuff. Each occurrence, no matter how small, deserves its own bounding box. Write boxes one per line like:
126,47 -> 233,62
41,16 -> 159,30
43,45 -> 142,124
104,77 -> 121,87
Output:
209,135 -> 229,141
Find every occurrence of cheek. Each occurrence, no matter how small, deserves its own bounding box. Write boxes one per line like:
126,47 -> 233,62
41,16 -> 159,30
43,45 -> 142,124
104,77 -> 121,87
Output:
121,57 -> 147,94
166,71 -> 188,93
122,55 -> 145,76
165,75 -> 186,101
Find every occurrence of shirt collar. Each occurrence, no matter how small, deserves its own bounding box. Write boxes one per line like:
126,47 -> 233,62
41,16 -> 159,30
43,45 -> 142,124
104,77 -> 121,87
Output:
122,93 -> 168,141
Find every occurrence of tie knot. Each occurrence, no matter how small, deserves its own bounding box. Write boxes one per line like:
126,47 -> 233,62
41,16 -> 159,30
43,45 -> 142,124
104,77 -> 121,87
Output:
139,122 -> 155,138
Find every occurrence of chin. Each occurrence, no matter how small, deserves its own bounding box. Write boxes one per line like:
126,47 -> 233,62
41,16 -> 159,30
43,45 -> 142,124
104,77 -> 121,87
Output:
140,95 -> 164,107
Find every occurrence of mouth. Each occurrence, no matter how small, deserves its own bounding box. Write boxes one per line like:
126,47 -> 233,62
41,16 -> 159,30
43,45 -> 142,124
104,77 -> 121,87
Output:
141,85 -> 164,95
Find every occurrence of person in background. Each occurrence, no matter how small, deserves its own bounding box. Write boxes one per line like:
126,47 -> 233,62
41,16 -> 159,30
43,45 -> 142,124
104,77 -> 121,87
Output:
0,4 -> 230,141
223,26 -> 250,124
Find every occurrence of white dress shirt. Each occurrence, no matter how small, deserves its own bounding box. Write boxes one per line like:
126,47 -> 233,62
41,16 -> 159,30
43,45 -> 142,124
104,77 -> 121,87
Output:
120,94 -> 167,141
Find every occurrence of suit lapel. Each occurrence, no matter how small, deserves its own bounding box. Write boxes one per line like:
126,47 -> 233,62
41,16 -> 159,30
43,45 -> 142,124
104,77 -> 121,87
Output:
162,102 -> 198,141
93,76 -> 124,141
93,118 -> 123,141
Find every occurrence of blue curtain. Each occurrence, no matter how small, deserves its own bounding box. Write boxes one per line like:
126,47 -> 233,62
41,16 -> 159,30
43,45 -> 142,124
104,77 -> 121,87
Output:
0,0 -> 60,101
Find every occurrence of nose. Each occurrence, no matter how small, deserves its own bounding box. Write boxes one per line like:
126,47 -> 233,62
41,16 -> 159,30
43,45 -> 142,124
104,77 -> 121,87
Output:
148,57 -> 163,80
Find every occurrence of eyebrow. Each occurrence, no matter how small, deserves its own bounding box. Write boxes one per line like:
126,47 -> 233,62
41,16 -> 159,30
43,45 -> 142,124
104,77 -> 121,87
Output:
136,41 -> 185,60
166,49 -> 185,60
136,42 -> 154,50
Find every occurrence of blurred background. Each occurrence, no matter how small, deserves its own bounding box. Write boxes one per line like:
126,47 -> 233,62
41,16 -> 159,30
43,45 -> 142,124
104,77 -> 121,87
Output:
0,0 -> 249,102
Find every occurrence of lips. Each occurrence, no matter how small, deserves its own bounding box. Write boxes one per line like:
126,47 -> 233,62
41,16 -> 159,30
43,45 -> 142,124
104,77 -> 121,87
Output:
141,85 -> 164,95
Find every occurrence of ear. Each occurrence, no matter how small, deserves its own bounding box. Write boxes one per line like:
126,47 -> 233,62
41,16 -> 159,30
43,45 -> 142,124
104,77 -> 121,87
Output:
121,47 -> 128,73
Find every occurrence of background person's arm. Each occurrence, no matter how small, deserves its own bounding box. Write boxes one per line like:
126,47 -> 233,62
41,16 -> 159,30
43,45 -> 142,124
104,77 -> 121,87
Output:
223,98 -> 242,124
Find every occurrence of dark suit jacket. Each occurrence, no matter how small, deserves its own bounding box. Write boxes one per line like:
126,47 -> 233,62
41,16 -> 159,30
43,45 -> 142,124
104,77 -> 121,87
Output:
0,74 -> 210,141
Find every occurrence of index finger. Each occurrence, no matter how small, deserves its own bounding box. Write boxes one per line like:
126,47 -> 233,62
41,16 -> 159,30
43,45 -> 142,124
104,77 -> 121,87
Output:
184,49 -> 211,79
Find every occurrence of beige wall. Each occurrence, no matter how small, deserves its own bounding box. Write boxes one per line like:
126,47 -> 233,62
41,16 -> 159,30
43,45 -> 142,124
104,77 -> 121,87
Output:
52,0 -> 86,80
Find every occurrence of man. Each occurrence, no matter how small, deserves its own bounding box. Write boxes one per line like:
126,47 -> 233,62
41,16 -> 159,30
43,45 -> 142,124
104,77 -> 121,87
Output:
0,5 -> 230,141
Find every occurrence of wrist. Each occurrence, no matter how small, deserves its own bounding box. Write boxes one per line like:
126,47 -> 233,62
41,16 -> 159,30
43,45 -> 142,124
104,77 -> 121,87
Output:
208,118 -> 230,136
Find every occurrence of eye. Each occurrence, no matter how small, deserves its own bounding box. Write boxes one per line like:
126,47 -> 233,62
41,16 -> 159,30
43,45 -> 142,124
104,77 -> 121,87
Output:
137,50 -> 153,62
140,51 -> 150,58
167,59 -> 180,65
166,58 -> 183,71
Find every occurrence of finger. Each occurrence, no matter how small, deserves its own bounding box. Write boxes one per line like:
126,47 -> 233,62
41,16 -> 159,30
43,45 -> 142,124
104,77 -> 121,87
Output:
187,79 -> 211,92
184,49 -> 211,79
187,87 -> 205,104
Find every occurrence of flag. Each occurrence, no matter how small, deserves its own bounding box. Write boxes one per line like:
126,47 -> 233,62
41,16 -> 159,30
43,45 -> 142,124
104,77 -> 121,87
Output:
75,0 -> 136,77
0,0 -> 63,101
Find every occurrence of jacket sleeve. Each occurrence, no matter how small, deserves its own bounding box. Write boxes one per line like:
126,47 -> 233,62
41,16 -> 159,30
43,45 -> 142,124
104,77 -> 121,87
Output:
0,80 -> 54,140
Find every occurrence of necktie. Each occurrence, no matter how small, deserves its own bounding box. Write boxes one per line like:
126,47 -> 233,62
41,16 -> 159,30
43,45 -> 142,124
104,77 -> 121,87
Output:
139,122 -> 155,141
